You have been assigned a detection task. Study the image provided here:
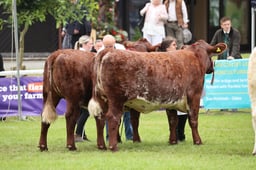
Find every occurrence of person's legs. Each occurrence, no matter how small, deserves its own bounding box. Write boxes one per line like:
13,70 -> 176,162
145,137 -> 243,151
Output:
174,25 -> 184,49
75,108 -> 90,142
151,35 -> 164,46
123,111 -> 133,140
143,33 -> 153,45
105,120 -> 108,141
176,112 -> 187,141
165,23 -> 175,38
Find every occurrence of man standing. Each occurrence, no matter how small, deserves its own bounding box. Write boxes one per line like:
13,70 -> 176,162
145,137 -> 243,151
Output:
211,16 -> 241,112
210,16 -> 242,60
164,0 -> 189,48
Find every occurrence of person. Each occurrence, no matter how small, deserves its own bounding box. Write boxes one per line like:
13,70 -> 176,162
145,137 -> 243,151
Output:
101,34 -> 133,141
74,35 -> 93,51
158,36 -> 187,141
140,0 -> 168,46
98,34 -> 126,51
74,35 -> 93,142
210,16 -> 242,60
91,39 -> 103,52
62,18 -> 92,49
62,0 -> 92,49
210,16 -> 242,112
164,0 -> 189,49
158,36 -> 177,51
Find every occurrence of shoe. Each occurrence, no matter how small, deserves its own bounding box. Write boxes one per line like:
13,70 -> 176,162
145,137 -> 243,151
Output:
83,134 -> 90,141
178,134 -> 186,142
0,117 -> 6,121
126,137 -> 133,141
74,135 -> 84,142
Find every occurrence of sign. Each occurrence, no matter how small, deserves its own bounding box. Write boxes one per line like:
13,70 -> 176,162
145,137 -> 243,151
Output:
203,59 -> 250,109
0,77 -> 66,117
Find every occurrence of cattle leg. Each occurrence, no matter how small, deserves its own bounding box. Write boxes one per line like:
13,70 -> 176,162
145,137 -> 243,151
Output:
107,111 -> 122,152
65,105 -> 81,150
38,122 -> 50,151
166,109 -> 178,144
130,109 -> 141,142
95,116 -> 107,150
188,109 -> 202,145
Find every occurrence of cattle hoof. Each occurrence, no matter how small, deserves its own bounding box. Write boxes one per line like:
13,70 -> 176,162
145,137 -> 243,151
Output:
109,146 -> 118,152
133,140 -> 141,143
98,145 -> 107,150
169,140 -> 178,145
133,137 -> 141,143
38,145 -> 48,152
194,141 -> 202,145
67,145 -> 77,151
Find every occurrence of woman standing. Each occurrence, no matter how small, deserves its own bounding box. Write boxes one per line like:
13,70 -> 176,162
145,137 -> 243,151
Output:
159,36 -> 188,142
140,0 -> 168,45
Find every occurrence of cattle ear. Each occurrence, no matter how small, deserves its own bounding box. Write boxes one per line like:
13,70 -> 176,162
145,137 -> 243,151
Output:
213,43 -> 227,55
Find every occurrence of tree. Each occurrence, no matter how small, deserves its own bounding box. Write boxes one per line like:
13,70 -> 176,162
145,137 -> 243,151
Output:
0,0 -> 98,68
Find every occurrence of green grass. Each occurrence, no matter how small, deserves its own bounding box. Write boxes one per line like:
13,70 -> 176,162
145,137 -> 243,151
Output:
212,53 -> 250,61
0,109 -> 255,170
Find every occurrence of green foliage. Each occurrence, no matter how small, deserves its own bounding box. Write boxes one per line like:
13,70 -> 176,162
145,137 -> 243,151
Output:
132,27 -> 143,41
0,109 -> 255,170
0,0 -> 99,30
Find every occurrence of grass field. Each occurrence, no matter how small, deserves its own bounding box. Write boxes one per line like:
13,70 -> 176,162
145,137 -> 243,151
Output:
0,109 -> 255,170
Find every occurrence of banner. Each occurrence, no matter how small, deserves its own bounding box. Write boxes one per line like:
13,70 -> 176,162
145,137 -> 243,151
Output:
0,77 -> 66,117
203,59 -> 250,109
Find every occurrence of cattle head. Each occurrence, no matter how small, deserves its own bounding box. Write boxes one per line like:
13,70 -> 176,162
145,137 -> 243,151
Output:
123,38 -> 160,52
183,40 -> 227,74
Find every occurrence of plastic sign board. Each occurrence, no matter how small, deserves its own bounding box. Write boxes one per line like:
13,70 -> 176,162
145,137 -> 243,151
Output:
203,59 -> 250,109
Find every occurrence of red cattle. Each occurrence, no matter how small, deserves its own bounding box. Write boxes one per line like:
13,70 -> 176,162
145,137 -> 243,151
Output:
38,49 -> 95,151
88,40 -> 227,151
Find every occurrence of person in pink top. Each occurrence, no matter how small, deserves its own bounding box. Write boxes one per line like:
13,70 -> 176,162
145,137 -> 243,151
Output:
140,0 -> 168,46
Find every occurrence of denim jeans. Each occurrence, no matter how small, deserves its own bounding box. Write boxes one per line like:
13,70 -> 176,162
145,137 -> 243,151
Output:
106,111 -> 133,140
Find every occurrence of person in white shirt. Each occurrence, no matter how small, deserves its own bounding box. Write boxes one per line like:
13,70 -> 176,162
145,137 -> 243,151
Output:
140,0 -> 168,46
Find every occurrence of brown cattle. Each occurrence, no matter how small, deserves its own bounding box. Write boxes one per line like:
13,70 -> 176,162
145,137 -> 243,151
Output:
88,40 -> 226,151
38,49 -> 95,151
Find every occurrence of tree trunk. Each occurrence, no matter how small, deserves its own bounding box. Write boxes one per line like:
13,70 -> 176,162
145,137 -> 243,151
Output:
19,22 -> 29,69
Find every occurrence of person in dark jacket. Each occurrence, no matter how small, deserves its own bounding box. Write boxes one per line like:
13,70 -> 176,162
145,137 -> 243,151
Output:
210,16 -> 241,112
62,18 -> 92,49
61,0 -> 92,49
210,16 -> 242,60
